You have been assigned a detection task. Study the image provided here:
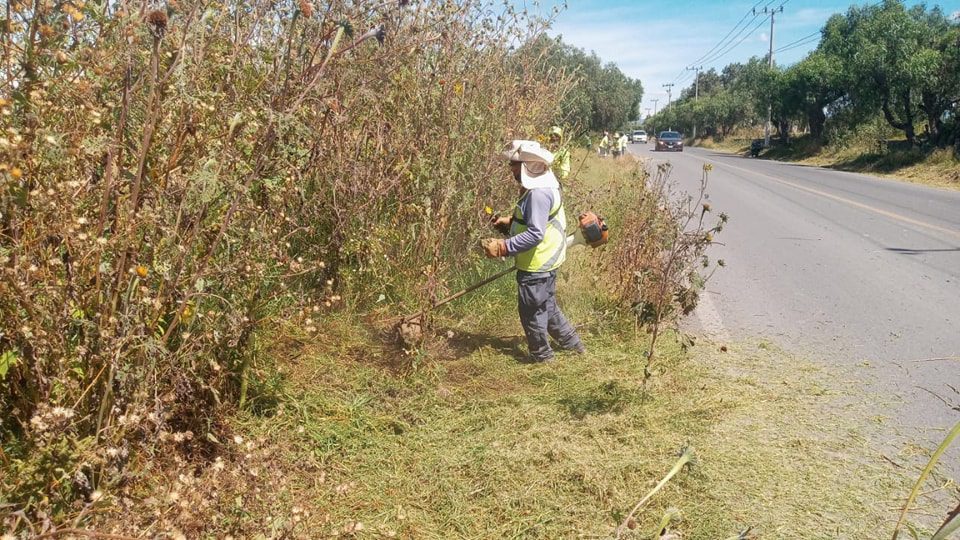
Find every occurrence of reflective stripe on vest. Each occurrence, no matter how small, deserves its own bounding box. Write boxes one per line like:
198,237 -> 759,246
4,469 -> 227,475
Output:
510,188 -> 567,273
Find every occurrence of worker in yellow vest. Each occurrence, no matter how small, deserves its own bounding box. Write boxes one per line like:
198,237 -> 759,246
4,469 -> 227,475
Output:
617,132 -> 629,158
482,140 -> 585,362
547,126 -> 570,181
598,131 -> 610,157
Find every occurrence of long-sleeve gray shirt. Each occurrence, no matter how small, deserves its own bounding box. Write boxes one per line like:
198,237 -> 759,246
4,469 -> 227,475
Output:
505,189 -> 557,255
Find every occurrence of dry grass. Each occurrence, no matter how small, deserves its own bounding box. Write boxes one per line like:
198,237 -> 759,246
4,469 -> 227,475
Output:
693,132 -> 960,190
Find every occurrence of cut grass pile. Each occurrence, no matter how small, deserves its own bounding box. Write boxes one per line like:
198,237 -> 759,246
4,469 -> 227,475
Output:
211,320 -> 912,538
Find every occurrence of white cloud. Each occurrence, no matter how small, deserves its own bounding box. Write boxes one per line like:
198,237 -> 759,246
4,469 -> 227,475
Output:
759,32 -> 769,42
952,10 -> 960,20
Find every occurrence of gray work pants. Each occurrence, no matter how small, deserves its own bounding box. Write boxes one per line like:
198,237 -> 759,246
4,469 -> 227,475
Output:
516,270 -> 583,361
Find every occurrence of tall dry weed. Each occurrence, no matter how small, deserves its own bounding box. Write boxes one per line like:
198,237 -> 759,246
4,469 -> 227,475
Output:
0,0 -> 570,525
608,162 -> 726,378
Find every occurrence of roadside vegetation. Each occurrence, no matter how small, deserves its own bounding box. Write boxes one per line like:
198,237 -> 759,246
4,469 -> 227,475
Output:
645,0 -> 960,187
0,0 -> 949,537
0,0 -> 636,535
12,151 -> 920,538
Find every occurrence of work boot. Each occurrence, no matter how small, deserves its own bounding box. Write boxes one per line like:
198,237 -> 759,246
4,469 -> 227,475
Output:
524,353 -> 555,364
568,343 -> 586,355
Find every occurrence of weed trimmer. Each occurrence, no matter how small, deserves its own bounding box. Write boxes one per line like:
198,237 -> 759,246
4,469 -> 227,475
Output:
395,212 -> 609,347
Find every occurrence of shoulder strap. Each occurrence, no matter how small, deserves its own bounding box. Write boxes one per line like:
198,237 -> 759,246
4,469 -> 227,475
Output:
513,189 -> 561,226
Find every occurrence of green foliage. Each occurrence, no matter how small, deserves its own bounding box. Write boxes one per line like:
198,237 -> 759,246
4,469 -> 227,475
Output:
647,0 -> 959,149
525,35 -> 644,134
0,350 -> 17,379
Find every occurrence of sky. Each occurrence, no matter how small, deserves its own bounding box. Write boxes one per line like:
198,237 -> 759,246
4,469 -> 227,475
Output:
540,0 -> 960,119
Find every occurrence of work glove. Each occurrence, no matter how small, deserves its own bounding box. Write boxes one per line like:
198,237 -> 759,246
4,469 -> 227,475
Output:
481,238 -> 508,258
490,215 -> 512,235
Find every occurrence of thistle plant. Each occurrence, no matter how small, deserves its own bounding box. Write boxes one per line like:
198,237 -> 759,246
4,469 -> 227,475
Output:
609,162 -> 727,379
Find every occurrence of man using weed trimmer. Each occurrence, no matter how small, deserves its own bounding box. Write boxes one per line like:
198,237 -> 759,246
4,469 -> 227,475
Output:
482,140 -> 587,363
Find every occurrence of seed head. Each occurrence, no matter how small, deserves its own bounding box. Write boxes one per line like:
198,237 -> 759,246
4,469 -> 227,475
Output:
147,9 -> 167,39
298,0 -> 313,18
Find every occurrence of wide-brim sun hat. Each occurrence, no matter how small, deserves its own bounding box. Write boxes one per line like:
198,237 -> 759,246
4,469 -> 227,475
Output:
501,140 -> 559,190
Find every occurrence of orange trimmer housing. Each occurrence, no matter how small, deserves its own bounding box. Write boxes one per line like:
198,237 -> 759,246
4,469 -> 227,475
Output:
578,211 -> 609,248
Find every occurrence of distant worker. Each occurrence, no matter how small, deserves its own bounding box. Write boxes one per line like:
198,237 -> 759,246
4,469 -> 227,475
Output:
617,132 -> 629,158
547,126 -> 570,181
483,140 -> 586,363
598,131 -> 610,157
612,132 -> 622,158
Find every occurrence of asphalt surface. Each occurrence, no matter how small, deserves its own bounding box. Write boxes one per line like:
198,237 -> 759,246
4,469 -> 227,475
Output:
627,142 -> 960,445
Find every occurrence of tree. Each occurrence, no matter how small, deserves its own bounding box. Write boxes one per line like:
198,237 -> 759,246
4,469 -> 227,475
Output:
781,52 -> 844,140
820,0 -> 958,146
524,36 -> 644,133
680,68 -> 722,100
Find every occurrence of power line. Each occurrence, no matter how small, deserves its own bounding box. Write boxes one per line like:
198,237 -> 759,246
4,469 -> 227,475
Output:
670,0 -> 772,83
698,14 -> 769,66
686,0 -> 766,67
774,36 -> 820,54
698,2 -> 784,66
773,30 -> 821,54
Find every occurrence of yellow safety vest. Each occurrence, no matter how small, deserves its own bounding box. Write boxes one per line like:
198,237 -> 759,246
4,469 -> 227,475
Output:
553,147 -> 571,181
510,188 -> 567,273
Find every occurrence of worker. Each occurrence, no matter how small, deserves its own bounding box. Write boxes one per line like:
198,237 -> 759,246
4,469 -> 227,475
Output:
547,126 -> 570,181
483,140 -> 586,363
617,131 -> 629,158
598,131 -> 610,157
612,132 -> 621,158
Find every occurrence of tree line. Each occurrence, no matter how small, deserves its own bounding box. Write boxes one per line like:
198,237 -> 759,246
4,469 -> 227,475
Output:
525,35 -> 645,136
645,0 -> 960,150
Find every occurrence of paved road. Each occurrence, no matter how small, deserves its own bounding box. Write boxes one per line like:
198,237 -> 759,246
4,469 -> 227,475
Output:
627,142 -> 960,444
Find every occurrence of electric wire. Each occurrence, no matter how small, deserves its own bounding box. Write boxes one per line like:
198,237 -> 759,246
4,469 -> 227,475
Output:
774,35 -> 820,54
686,0 -> 767,67
698,14 -> 769,66
696,0 -> 783,66
669,0 -> 772,83
773,29 -> 821,54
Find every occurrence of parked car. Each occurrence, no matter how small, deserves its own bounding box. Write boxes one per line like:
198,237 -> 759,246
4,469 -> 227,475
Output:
655,131 -> 683,152
632,130 -> 648,143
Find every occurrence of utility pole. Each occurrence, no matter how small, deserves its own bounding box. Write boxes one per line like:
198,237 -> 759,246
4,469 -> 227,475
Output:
644,108 -> 652,120
651,99 -> 659,133
755,4 -> 784,147
686,65 -> 703,139
662,83 -> 674,108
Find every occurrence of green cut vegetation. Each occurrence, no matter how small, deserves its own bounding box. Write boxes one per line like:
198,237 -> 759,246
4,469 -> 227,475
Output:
110,310 -> 915,538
